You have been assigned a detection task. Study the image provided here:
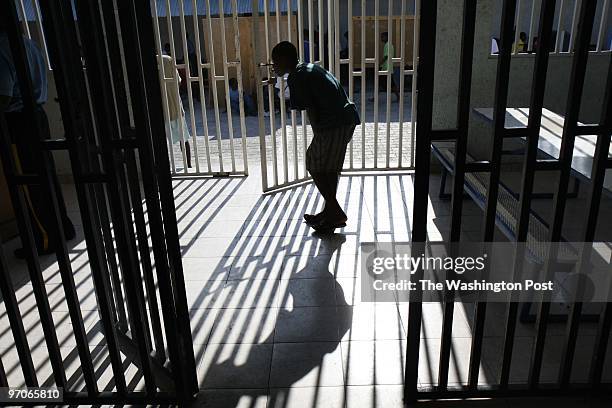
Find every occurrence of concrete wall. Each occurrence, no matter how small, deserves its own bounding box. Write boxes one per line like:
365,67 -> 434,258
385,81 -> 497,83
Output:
433,0 -> 611,160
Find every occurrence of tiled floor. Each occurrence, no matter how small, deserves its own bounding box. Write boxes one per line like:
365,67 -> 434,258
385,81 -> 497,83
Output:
1,164 -> 612,407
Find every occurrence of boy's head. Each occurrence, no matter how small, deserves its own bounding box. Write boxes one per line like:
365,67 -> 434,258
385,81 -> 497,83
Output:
229,78 -> 238,90
271,41 -> 299,76
381,32 -> 389,43
520,31 -> 527,41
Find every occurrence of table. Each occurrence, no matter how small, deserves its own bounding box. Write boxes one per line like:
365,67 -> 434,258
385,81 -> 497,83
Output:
473,107 -> 612,195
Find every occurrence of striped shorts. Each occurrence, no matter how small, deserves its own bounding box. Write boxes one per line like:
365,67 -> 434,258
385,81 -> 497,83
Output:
306,124 -> 356,173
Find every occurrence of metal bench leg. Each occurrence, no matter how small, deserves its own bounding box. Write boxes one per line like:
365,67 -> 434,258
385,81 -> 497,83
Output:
439,168 -> 452,200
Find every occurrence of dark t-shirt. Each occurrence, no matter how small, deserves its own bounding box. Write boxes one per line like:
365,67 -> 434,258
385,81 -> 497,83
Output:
287,63 -> 360,130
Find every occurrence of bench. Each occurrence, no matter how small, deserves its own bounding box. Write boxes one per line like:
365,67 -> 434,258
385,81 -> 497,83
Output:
431,142 -> 587,322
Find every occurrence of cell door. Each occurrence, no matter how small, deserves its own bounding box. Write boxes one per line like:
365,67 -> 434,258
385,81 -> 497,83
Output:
254,0 -> 421,193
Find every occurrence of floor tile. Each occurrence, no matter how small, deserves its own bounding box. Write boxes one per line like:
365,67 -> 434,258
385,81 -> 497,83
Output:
188,388 -> 268,408
207,307 -> 278,344
267,386 -> 346,408
198,343 -> 273,389
341,340 -> 406,385
274,306 -> 349,343
269,342 -> 344,387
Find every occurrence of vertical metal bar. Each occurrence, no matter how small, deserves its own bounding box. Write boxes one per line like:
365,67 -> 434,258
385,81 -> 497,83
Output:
289,0 -> 299,181
334,0 -> 340,78
275,0 -> 289,183
130,0 -> 199,396
410,0 -> 420,168
437,0 -> 477,390
17,0 -> 32,38
528,0 -> 537,52
231,0 -> 249,174
263,0 -> 279,187
555,0 -> 566,52
0,245 -> 37,386
253,0 -> 270,190
596,0 -> 610,51
202,7 -> 226,174
528,0 -> 598,388
73,0 -> 156,392
468,0 -> 517,389
397,0 -> 406,168
30,0 -> 50,69
103,0 -> 169,365
348,0 -> 354,168
164,0 -> 189,173
559,35 -> 612,389
0,357 -> 6,388
499,0 -> 558,389
514,0 -> 522,54
374,0 -> 380,168
191,0 -> 213,173
306,0 -> 314,177
385,0 -> 393,168
318,0 -> 324,64
361,0 -> 366,168
404,0 -> 436,402
150,0 -> 178,175
218,0 -> 238,173
327,0 -> 333,74
178,0 -> 201,173
568,0 -> 580,51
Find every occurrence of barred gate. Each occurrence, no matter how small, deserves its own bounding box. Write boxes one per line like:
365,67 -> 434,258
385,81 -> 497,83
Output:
0,0 -> 197,404
253,0 -> 421,192
405,0 -> 612,402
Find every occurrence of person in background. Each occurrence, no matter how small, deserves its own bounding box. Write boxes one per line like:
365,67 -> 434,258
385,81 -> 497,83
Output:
228,78 -> 257,116
161,54 -> 192,168
163,42 -> 171,56
513,31 -> 527,53
372,32 -> 400,102
0,16 -> 75,258
271,41 -> 360,232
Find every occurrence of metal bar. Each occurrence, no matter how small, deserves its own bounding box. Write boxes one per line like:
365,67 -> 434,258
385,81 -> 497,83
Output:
103,0 -> 168,368
528,0 -> 537,52
30,0 -> 50,69
374,0 -> 380,168
0,244 -> 37,386
348,0 -> 354,168
468,0 -> 517,389
596,0 -> 610,51
528,0 -> 598,388
0,0 -> 68,391
411,0 -> 420,168
328,0 -> 334,74
568,0 -> 580,51
253,0 -> 270,190
385,0 -> 393,168
318,0 -> 324,64
150,0 -> 177,175
514,0 -> 522,55
164,0 -> 189,173
397,0 -> 407,167
361,0 -> 366,168
334,0 -> 340,81
131,0 -> 199,397
437,0 -> 477,390
263,0 -> 279,187
559,44 -> 612,387
218,0 -> 238,173
555,0 -> 566,53
404,0 -> 436,402
17,0 -> 32,38
73,0 -> 157,392
499,0 -> 558,388
275,0 -> 289,184
286,0 -> 298,181
231,0 -> 249,175
190,0 -> 212,173
202,2 -> 225,173
178,0 -> 201,173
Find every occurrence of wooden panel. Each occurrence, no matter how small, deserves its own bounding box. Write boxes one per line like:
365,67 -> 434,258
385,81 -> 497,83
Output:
352,16 -> 416,69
